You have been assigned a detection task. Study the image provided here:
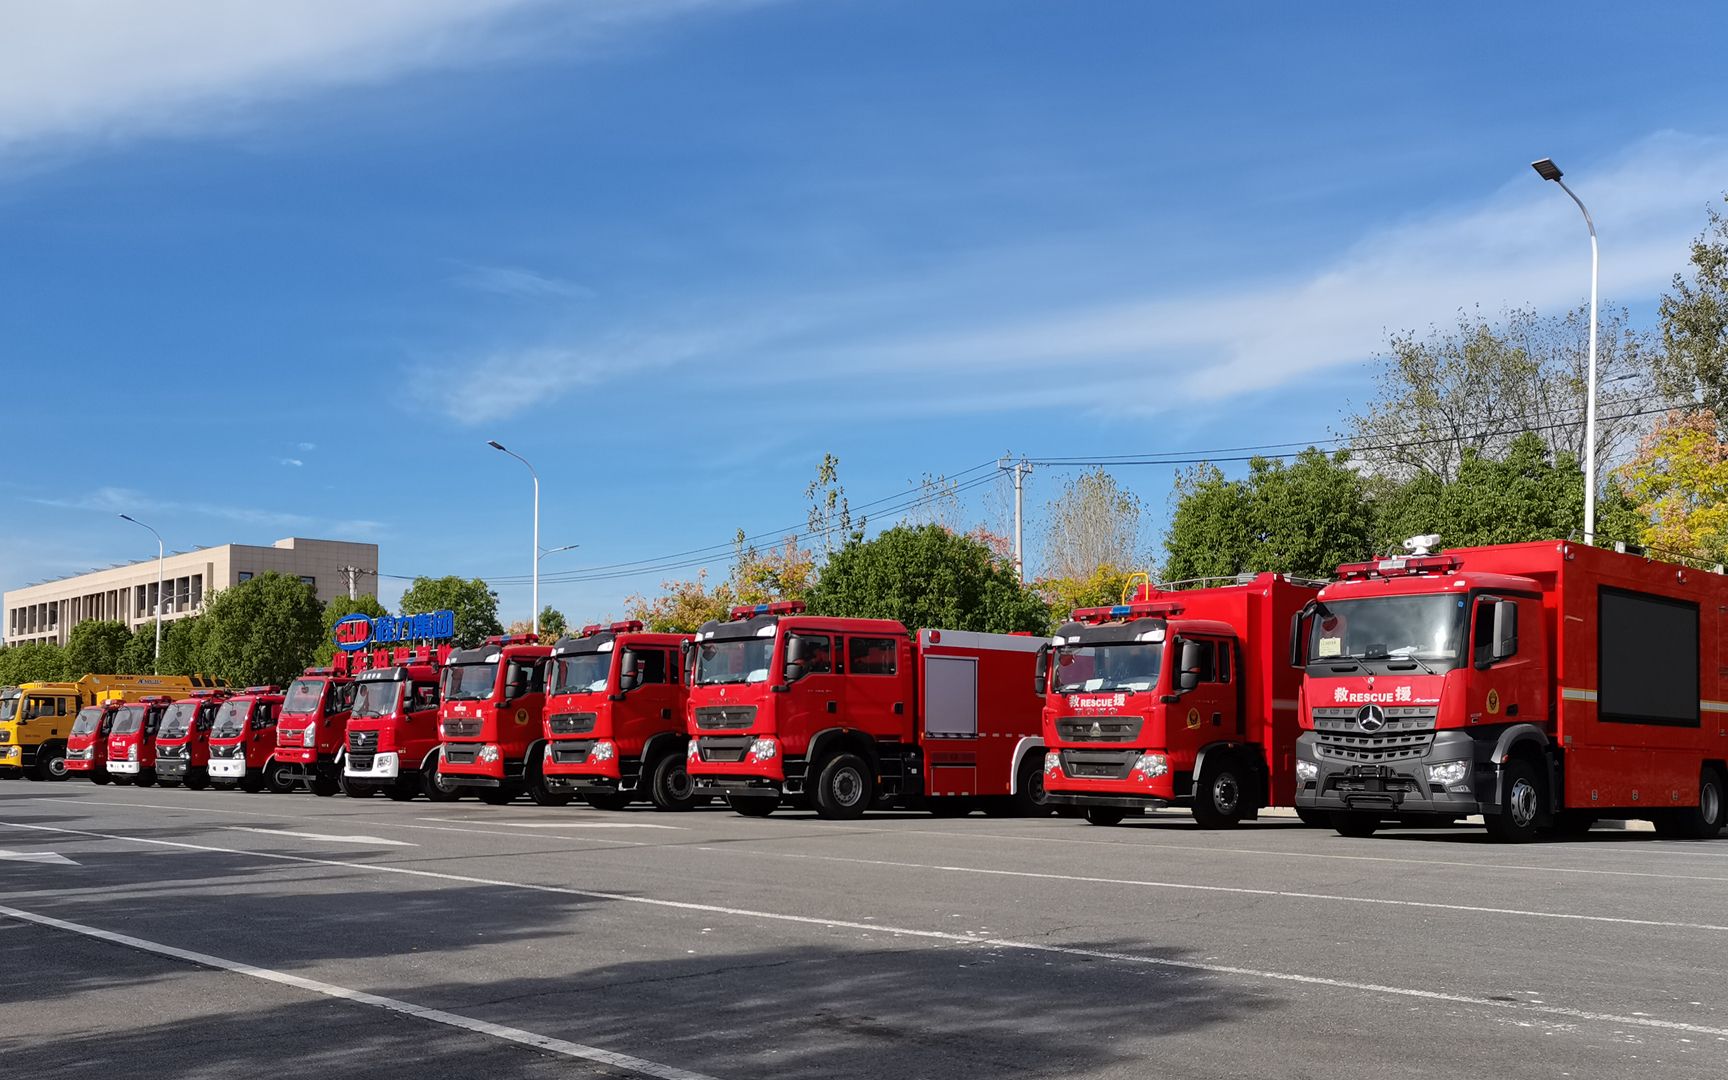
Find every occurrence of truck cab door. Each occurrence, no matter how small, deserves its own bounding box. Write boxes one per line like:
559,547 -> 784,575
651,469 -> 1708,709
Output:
1168,636 -> 1235,781
840,634 -> 908,739
783,633 -> 845,747
622,648 -> 680,745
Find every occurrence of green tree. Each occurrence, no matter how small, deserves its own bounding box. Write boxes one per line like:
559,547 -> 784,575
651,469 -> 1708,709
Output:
808,524 -> 1049,634
0,643 -> 71,685
1658,194 -> 1728,417
538,606 -> 569,641
116,625 -> 159,674
196,573 -> 326,687
396,577 -> 502,648
158,615 -> 214,677
806,454 -> 861,561
1163,450 -> 1372,581
1037,468 -> 1145,582
1613,409 -> 1728,564
63,620 -> 134,676
313,594 -> 390,665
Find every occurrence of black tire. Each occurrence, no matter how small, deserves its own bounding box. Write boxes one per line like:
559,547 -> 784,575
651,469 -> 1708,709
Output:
1294,807 -> 1330,827
927,798 -> 975,817
812,753 -> 873,820
311,771 -> 341,797
727,793 -> 779,817
1670,768 -> 1727,840
90,770 -> 113,786
238,770 -> 265,794
1331,812 -> 1380,838
1486,758 -> 1543,843
158,778 -> 182,789
342,778 -> 377,799
528,762 -> 574,808
478,786 -> 517,806
264,762 -> 297,795
1085,807 -> 1127,827
580,791 -> 633,812
1009,752 -> 1054,817
422,762 -> 462,802
185,770 -> 210,791
647,753 -> 699,811
1192,757 -> 1249,829
29,744 -> 70,781
134,769 -> 157,789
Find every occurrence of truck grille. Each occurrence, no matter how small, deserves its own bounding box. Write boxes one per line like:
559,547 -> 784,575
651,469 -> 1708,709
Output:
348,730 -> 379,770
157,744 -> 185,760
694,706 -> 756,731
547,712 -> 597,736
1311,712 -> 1438,764
0,730 -> 10,744
697,736 -> 752,763
442,719 -> 482,738
1059,748 -> 1138,780
67,747 -> 92,760
551,740 -> 594,765
1056,716 -> 1143,743
443,746 -> 479,765
210,744 -> 244,759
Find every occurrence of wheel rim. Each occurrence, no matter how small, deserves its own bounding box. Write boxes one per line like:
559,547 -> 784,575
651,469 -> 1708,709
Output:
46,755 -> 68,779
1508,777 -> 1538,828
1026,770 -> 1047,806
833,767 -> 864,807
1212,773 -> 1239,814
665,768 -> 694,801
1703,779 -> 1723,826
434,771 -> 457,794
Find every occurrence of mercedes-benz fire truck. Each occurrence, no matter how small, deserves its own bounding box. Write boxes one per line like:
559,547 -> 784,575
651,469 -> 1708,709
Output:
1294,538 -> 1728,842
155,688 -> 234,788
207,686 -> 292,793
275,667 -> 356,796
105,696 -> 176,786
543,621 -> 699,811
686,602 -> 1047,819
344,652 -> 456,801
1041,573 -> 1320,827
437,635 -> 559,805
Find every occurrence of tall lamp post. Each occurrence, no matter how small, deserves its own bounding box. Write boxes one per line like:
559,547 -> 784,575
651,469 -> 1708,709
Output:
118,513 -> 164,672
487,440 -> 541,636
1531,157 -> 1600,545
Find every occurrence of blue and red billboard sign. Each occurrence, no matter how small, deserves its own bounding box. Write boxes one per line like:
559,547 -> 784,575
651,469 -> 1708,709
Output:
333,610 -> 456,652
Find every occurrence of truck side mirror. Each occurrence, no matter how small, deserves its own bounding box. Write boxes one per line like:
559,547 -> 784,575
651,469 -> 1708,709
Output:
1289,611 -> 1305,668
617,649 -> 640,692
1177,640 -> 1204,693
1033,644 -> 1050,694
786,636 -> 809,664
783,660 -> 807,684
1492,600 -> 1518,662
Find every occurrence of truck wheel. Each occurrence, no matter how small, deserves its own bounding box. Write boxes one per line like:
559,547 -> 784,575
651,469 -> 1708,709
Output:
238,770 -> 265,794
422,765 -> 461,802
1008,753 -> 1054,817
1331,813 -> 1379,838
1192,757 -> 1248,829
134,769 -> 157,789
90,771 -> 113,786
812,753 -> 872,820
727,793 -> 779,817
342,776 -> 376,798
1085,807 -> 1126,827
580,791 -> 632,811
265,762 -> 297,795
30,745 -> 70,781
1670,767 -> 1727,840
647,753 -> 699,811
528,766 -> 574,808
1294,807 -> 1329,827
311,772 -> 341,797
186,771 -> 210,791
1486,759 -> 1543,843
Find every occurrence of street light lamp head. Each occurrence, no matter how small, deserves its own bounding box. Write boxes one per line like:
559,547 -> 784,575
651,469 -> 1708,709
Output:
487,440 -> 507,451
118,513 -> 136,523
1531,158 -> 1563,182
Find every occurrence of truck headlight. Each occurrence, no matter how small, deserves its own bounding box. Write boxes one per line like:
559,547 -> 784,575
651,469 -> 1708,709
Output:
687,740 -> 700,761
127,744 -> 139,761
591,740 -> 616,762
1044,752 -> 1063,776
478,744 -> 500,764
1133,752 -> 1168,778
1295,760 -> 1319,783
748,737 -> 777,763
1426,760 -> 1470,786
301,725 -> 318,748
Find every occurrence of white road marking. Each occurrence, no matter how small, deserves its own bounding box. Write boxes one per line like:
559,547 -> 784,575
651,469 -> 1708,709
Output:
4,819 -> 1725,1041
0,902 -> 721,1080
224,828 -> 414,847
416,817 -> 683,830
0,849 -> 77,865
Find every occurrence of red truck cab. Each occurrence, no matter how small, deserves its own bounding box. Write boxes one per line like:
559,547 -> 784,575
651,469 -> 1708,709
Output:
1041,573 -> 1319,828
206,687 -> 291,793
543,621 -> 698,811
65,701 -> 123,783
686,602 -> 1048,819
1294,539 -> 1728,842
343,658 -> 456,801
154,689 -> 233,789
105,696 -> 175,786
275,668 -> 356,796
437,635 -> 556,805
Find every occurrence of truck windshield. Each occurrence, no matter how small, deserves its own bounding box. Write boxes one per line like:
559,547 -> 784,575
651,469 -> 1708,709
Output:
282,678 -> 325,716
1053,643 -> 1163,693
352,681 -> 402,718
695,639 -> 773,685
1308,595 -> 1466,669
71,707 -> 105,736
212,701 -> 253,738
441,663 -> 498,701
159,702 -> 198,739
110,706 -> 146,735
0,691 -> 18,721
550,654 -> 611,694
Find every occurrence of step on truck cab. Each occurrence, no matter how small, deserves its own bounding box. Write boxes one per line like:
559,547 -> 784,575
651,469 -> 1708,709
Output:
437,635 -> 557,805
105,696 -> 177,786
344,651 -> 457,802
65,698 -> 126,783
1293,537 -> 1728,842
1,674 -> 218,781
274,667 -> 356,796
543,621 -> 698,811
155,689 -> 234,789
206,687 -> 292,793
1041,573 -> 1321,828
686,601 -> 1049,819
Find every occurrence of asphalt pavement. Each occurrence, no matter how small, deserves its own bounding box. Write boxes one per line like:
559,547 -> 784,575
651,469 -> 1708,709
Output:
3,781 -> 1726,1079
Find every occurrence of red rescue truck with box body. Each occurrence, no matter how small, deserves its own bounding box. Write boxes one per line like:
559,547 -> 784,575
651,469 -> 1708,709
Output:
542,621 -> 699,811
1293,538 -> 1728,842
104,696 -> 176,786
1040,573 -> 1321,827
343,649 -> 456,801
155,688 -> 233,789
206,686 -> 292,793
685,602 -> 1048,819
437,635 -> 560,805
274,667 -> 356,796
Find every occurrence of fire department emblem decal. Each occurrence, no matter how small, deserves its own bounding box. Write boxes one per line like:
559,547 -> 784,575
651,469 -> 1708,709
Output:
1486,689 -> 1501,715
1356,704 -> 1386,732
1186,708 -> 1202,730
515,709 -> 529,726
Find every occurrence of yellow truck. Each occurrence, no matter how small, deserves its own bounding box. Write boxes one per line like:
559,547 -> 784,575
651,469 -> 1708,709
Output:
0,674 -> 223,781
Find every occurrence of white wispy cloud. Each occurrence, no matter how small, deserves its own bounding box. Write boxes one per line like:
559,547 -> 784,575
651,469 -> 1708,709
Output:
0,1 -> 775,155
451,262 -> 594,300
279,458 -> 304,467
297,442 -> 317,451
31,486 -> 312,529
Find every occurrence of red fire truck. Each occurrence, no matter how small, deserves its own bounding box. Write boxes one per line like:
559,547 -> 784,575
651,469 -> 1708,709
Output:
155,689 -> 233,789
543,621 -> 699,811
65,700 -> 124,783
1294,538 -> 1728,842
275,666 -> 356,796
206,686 -> 293,793
104,696 -> 176,786
1041,573 -> 1321,827
343,652 -> 457,801
686,602 -> 1048,818
437,635 -> 559,805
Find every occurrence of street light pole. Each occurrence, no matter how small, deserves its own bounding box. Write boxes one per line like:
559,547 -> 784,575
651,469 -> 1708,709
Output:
118,513 -> 164,672
487,440 -> 540,636
1532,157 -> 1600,545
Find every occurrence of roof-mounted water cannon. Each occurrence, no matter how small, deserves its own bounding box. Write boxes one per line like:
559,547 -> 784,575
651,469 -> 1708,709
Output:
727,601 -> 807,620
1338,536 -> 1461,581
1403,534 -> 1442,557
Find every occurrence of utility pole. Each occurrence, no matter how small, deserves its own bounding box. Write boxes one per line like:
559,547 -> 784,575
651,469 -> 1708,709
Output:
337,566 -> 377,601
1002,457 -> 1032,583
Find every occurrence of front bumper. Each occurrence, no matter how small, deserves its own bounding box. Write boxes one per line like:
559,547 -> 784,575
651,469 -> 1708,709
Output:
157,760 -> 189,779
208,758 -> 247,779
1294,730 -> 1488,816
0,745 -> 20,767
345,752 -> 401,780
65,757 -> 96,772
275,746 -> 317,765
107,761 -> 141,775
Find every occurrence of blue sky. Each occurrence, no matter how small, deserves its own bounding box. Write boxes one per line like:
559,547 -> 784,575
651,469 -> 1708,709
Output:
4,0 -> 1727,625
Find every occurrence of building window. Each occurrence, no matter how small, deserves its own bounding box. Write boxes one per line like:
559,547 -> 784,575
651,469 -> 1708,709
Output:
191,575 -> 203,607
238,572 -> 253,583
298,576 -> 316,588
